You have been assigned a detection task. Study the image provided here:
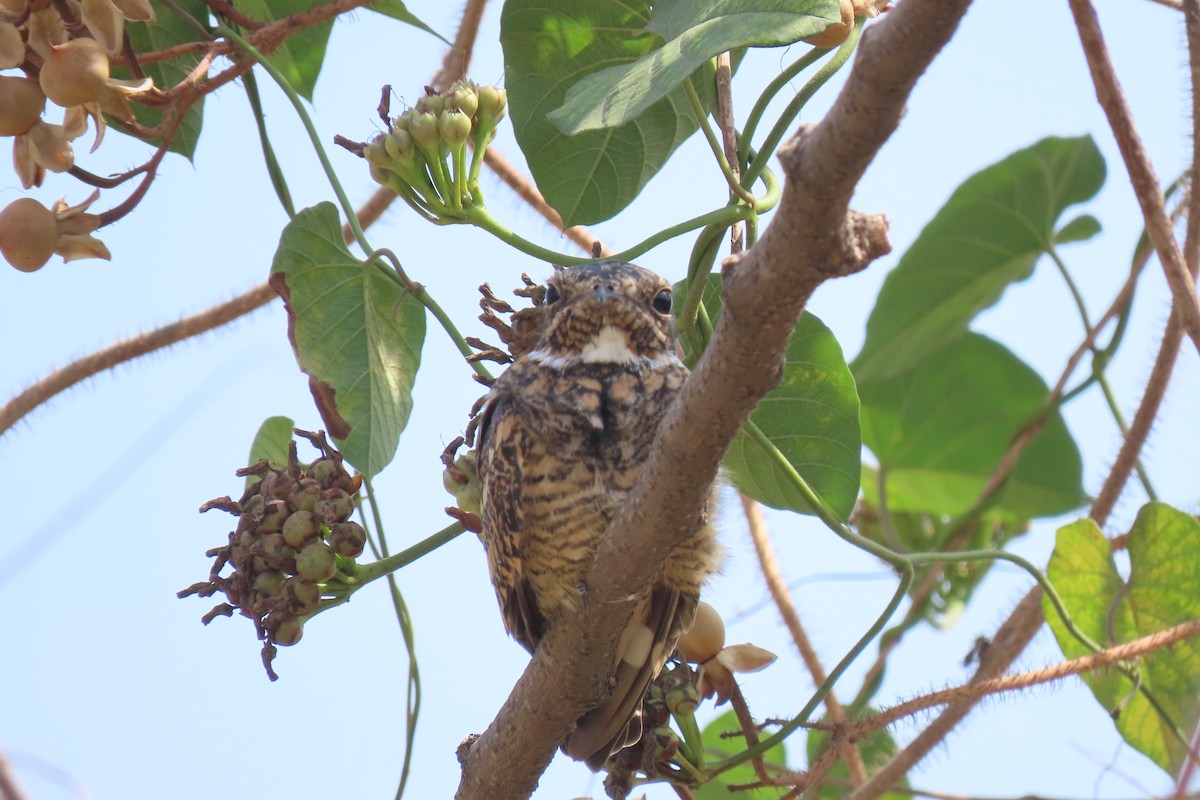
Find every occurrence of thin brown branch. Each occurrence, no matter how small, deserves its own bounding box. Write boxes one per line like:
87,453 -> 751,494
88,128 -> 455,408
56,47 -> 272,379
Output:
715,51 -> 744,253
454,0 -> 977,794
1091,0 -> 1200,522
741,494 -> 868,786
1068,0 -> 1200,355
856,234 -> 1182,796
433,0 -> 489,91
0,284 -> 276,438
1,2 -> 495,436
1148,0 -> 1185,9
202,0 -> 266,29
847,590 -> 1055,800
844,618 -> 1200,742
0,752 -> 30,800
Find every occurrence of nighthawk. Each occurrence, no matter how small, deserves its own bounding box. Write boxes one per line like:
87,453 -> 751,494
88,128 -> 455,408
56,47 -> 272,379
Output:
475,260 -> 722,769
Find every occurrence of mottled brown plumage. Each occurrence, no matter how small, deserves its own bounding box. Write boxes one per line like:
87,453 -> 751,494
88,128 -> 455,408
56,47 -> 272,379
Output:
476,261 -> 722,769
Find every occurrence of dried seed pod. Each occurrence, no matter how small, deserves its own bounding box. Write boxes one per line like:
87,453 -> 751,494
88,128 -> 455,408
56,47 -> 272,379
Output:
40,38 -> 111,107
0,198 -> 57,272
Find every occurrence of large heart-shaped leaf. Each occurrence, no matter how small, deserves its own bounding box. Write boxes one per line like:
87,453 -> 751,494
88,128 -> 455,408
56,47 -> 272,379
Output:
853,136 -> 1105,382
269,203 -> 425,477
501,0 -> 717,226
549,0 -> 838,134
858,332 -> 1085,521
236,0 -> 333,100
244,415 -> 296,489
1046,504 -> 1200,777
679,277 -> 861,520
366,0 -> 447,43
121,0 -> 209,159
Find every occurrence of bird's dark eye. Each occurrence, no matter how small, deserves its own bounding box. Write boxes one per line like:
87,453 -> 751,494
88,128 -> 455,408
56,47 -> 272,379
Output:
651,288 -> 672,314
544,284 -> 560,304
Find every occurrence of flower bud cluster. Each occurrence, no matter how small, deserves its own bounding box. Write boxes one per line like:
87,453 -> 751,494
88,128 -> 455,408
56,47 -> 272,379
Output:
179,429 -> 368,680
358,80 -> 507,221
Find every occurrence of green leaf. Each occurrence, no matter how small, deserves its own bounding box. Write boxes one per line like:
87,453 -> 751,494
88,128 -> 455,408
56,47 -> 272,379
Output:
1055,213 -> 1102,244
858,332 -> 1085,521
501,0 -> 718,226
245,415 -> 296,488
269,203 -> 425,477
1045,504 -> 1200,776
679,277 -> 861,520
549,0 -> 838,134
853,135 -> 1106,382
365,0 -> 448,43
236,0 -> 333,100
120,0 -> 209,158
697,709 -> 787,800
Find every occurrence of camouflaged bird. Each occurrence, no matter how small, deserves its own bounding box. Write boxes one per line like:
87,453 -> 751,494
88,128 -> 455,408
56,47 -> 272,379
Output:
475,261 -> 722,770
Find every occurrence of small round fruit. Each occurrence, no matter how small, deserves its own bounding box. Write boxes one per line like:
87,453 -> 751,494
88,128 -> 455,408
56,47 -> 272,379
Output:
0,77 -> 46,136
39,37 -> 111,108
281,509 -> 319,548
677,601 -> 725,663
329,521 -> 367,558
287,478 -> 320,513
313,489 -> 352,524
282,576 -> 320,615
270,615 -> 304,646
296,541 -> 336,583
0,198 -> 57,272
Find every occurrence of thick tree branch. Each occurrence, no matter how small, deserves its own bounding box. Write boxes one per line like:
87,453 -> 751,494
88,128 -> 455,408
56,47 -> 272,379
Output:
453,1 -> 976,797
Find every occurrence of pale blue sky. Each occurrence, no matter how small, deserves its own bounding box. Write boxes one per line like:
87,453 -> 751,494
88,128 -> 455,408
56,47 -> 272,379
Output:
1,1 -> 1197,798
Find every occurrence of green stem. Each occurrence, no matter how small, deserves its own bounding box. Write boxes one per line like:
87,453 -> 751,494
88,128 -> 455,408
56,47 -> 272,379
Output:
464,207 -> 592,266
682,78 -> 756,206
675,710 -> 706,771
742,420 -> 906,568
351,521 -> 468,586
1048,244 -> 1157,498
711,570 -> 913,772
366,249 -> 494,383
241,68 -> 296,218
743,19 -> 864,190
364,477 -> 420,800
217,24 -> 371,254
741,48 -> 830,172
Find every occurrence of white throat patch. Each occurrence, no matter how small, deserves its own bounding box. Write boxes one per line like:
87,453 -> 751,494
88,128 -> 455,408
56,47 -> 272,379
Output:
579,326 -> 636,364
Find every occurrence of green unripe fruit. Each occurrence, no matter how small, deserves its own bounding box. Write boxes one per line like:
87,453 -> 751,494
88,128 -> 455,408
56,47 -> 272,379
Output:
259,499 -> 290,533
306,457 -> 339,487
439,108 -> 471,146
253,571 -> 286,597
329,521 -> 367,558
664,683 -> 701,717
0,77 -> 46,136
282,576 -> 320,615
296,541 -> 337,583
287,478 -> 320,513
314,489 -> 353,524
281,509 -> 319,548
0,198 -> 56,273
270,614 -> 304,646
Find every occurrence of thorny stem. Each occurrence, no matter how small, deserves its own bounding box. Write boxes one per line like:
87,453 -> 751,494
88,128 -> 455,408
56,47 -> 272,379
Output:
741,495 -> 868,787
682,78 -> 756,206
1068,0 -> 1200,355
